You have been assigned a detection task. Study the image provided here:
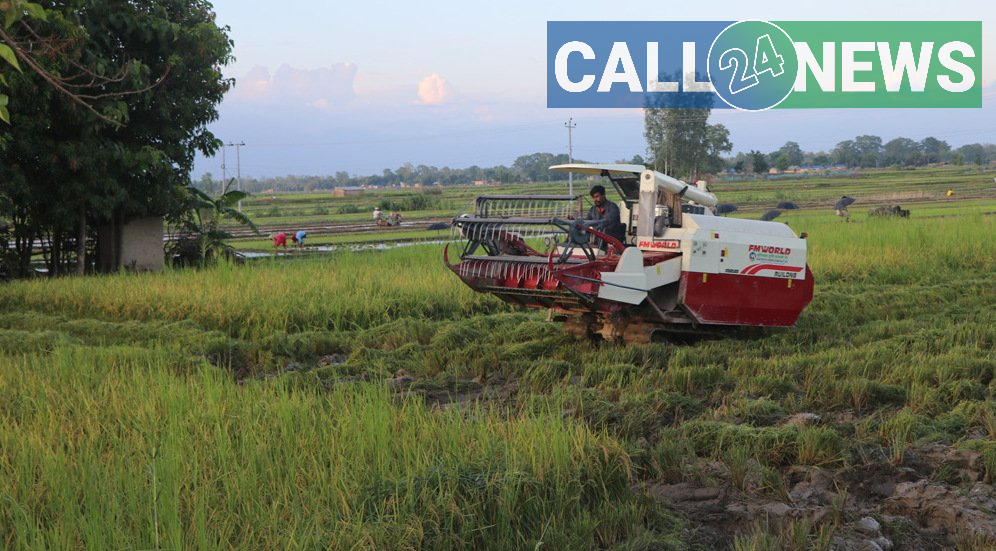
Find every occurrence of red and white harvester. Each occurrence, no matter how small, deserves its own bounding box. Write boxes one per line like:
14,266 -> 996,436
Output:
445,164 -> 814,344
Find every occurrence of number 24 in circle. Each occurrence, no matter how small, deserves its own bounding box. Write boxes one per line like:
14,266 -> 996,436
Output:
718,34 -> 785,95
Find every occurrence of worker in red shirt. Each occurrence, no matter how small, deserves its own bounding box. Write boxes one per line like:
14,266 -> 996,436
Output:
272,232 -> 288,249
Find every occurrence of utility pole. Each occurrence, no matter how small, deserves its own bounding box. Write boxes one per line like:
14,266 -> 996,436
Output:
220,146 -> 226,196
226,142 -> 246,211
564,117 -> 576,196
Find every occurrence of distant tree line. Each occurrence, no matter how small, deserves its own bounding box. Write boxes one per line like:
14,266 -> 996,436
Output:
197,133 -> 995,196
196,153 -> 605,194
730,137 -> 995,174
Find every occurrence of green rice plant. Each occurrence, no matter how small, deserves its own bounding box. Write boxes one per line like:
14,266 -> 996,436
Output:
731,522 -> 780,551
0,246 -> 507,340
662,364 -> 730,396
879,408 -> 931,463
725,397 -> 787,426
0,346 -> 690,550
676,421 -> 799,466
724,445 -> 755,492
520,359 -> 573,393
795,426 -> 846,467
649,438 -> 698,484
759,466 -> 790,502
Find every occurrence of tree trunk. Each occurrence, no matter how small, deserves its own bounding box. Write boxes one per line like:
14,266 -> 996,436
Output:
76,207 -> 86,275
49,225 -> 61,277
13,208 -> 35,277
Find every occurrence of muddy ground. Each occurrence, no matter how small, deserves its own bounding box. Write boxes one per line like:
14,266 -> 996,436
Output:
343,365 -> 996,550
648,443 -> 995,550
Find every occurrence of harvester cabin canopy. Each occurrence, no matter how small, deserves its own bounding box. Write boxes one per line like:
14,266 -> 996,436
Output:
550,163 -> 719,234
550,163 -> 645,203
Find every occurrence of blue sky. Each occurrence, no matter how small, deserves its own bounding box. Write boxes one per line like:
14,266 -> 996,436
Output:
194,0 -> 995,178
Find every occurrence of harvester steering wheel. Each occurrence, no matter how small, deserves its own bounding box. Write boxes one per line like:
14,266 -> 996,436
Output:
550,218 -> 624,262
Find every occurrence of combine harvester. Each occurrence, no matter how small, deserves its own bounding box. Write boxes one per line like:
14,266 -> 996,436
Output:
445,164 -> 814,344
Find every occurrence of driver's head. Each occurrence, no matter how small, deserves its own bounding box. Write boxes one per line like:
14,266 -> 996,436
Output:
589,185 -> 606,206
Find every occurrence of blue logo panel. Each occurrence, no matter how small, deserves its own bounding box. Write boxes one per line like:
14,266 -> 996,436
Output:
547,21 -> 733,109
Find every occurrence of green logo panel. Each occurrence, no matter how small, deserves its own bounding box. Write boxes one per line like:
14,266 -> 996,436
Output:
776,21 -> 982,108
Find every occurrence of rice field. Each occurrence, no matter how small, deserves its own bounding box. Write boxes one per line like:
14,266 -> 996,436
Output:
1,167 -> 995,549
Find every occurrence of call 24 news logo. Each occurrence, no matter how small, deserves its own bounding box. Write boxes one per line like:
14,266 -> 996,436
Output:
547,20 -> 982,110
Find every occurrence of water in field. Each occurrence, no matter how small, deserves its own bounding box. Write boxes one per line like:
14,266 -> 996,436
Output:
236,239 -> 457,259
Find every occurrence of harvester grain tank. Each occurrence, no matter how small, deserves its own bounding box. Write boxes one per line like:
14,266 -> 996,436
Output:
445,164 -> 814,344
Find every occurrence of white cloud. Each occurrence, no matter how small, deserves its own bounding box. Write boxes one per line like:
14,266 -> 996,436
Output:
229,63 -> 358,108
417,73 -> 452,105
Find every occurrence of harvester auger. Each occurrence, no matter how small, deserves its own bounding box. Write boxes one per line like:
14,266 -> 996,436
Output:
444,164 -> 814,344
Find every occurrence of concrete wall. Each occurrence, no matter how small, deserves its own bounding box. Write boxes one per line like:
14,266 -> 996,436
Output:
120,216 -> 164,271
98,216 -> 164,272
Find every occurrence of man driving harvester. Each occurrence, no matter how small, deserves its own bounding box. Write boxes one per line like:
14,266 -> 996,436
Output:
587,184 -> 626,247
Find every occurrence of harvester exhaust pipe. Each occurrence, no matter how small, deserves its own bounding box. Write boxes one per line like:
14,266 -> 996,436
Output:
640,170 -> 717,207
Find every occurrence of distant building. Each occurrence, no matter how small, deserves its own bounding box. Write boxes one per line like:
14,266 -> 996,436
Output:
333,187 -> 365,197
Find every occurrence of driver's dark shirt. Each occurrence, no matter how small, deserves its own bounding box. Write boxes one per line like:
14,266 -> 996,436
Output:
587,201 -> 626,243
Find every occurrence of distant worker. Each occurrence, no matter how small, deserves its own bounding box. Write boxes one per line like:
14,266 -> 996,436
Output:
294,230 -> 307,249
272,232 -> 288,249
946,188 -> 954,198
390,212 -> 402,226
372,207 -> 382,221
587,185 -> 626,247
835,196 -> 856,221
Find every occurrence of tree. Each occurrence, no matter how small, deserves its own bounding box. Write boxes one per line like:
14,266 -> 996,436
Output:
749,150 -> 769,174
512,152 -> 571,182
883,137 -> 921,166
644,108 -> 732,180
810,153 -> 832,166
196,172 -> 218,194
920,137 -> 950,164
831,140 -> 860,167
0,0 -> 233,275
0,1 -> 48,123
955,143 -> 988,165
770,141 -> 803,167
167,182 -> 257,264
1,1 -> 169,126
644,70 -> 732,181
854,135 -> 883,167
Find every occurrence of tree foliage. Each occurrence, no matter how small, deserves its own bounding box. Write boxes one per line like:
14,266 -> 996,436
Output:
512,152 -> 572,182
749,150 -> 769,174
166,181 -> 257,265
0,0 -> 48,123
643,73 -> 732,181
768,141 -> 803,168
0,0 -> 233,276
882,137 -> 921,167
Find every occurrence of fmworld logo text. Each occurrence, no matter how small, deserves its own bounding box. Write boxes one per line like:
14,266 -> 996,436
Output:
547,21 -> 981,110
